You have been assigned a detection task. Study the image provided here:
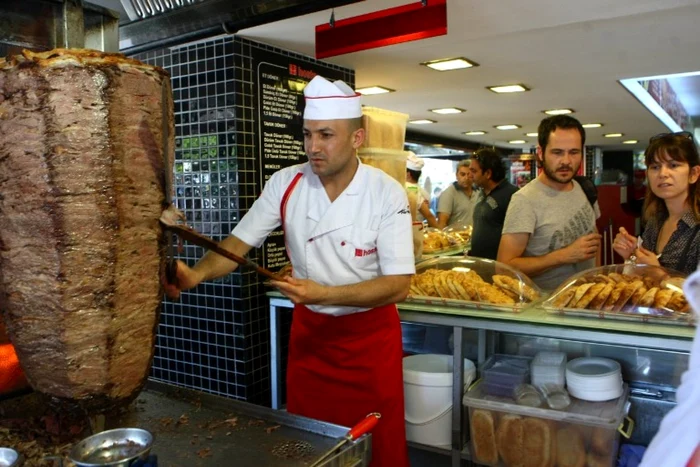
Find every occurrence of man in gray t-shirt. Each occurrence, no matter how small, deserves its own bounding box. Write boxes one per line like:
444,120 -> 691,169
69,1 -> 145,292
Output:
437,160 -> 478,228
498,116 -> 601,291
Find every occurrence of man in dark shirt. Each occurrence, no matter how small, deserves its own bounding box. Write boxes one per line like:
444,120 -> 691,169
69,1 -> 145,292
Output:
469,148 -> 519,259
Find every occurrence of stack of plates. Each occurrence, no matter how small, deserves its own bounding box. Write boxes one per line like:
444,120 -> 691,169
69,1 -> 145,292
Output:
566,357 -> 623,402
531,351 -> 567,388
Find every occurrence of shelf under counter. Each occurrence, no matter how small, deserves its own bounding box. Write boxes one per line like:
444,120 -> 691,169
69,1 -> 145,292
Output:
269,294 -> 694,353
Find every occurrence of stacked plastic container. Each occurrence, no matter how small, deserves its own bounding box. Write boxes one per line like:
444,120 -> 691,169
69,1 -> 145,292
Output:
482,355 -> 531,397
530,351 -> 567,389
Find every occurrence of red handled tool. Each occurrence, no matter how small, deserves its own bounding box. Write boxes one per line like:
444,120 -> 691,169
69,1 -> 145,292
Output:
310,413 -> 381,467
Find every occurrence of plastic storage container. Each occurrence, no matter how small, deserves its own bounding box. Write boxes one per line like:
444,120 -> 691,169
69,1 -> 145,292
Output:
407,257 -> 543,313
482,355 -> 531,397
361,106 -> 409,150
531,351 -> 567,388
357,147 -> 407,186
542,264 -> 692,326
403,354 -> 476,447
464,380 -> 632,467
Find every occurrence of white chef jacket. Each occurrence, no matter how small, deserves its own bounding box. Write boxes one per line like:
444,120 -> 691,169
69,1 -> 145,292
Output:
232,160 -> 416,316
641,268 -> 700,467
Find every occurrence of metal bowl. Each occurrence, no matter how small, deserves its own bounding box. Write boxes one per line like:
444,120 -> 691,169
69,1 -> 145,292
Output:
0,447 -> 21,467
69,428 -> 153,467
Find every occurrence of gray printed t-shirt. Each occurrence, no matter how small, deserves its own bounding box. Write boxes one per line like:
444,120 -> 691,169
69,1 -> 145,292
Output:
502,179 -> 600,291
437,183 -> 478,227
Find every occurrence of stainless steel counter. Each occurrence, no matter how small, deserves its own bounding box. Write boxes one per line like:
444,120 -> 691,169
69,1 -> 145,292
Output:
268,293 -> 695,467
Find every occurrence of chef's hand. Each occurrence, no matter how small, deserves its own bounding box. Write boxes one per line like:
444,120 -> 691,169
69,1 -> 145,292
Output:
634,246 -> 661,266
269,277 -> 329,305
162,260 -> 205,300
613,227 -> 637,259
562,233 -> 601,263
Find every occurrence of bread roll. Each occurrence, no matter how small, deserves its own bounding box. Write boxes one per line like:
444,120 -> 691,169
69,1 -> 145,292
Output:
471,409 -> 498,465
497,414 -> 523,466
556,426 -> 585,467
522,418 -> 555,467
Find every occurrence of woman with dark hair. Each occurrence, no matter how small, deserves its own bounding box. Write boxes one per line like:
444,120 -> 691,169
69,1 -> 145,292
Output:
614,132 -> 700,274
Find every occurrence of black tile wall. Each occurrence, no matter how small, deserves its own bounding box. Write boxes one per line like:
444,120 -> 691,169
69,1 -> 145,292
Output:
134,36 -> 353,407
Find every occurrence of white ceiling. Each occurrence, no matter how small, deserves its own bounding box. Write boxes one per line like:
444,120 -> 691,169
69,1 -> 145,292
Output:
96,0 -> 700,151
236,0 -> 700,151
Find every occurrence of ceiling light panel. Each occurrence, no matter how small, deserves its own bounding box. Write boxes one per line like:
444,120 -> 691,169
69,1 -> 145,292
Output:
525,132 -> 538,137
430,107 -> 465,114
509,140 -> 526,144
464,131 -> 486,136
495,124 -> 521,130
487,84 -> 529,93
356,86 -> 394,95
623,140 -> 638,144
543,108 -> 574,115
604,133 -> 623,138
582,123 -> 603,128
409,119 -> 436,124
422,57 -> 479,71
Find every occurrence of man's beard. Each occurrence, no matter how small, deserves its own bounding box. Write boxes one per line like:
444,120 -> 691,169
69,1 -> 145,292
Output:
542,160 -> 579,184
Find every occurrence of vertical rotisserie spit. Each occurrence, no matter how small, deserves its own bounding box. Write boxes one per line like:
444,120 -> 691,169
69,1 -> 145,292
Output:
0,48 -> 173,411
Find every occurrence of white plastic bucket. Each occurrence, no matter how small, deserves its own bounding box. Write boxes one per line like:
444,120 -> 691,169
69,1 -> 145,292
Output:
403,354 -> 476,447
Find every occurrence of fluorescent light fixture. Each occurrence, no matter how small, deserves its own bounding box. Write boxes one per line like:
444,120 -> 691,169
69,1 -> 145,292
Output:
620,74 -> 691,133
623,140 -> 638,144
430,107 -> 465,114
509,140 -> 526,144
409,119 -> 436,125
543,108 -> 574,115
604,133 -> 623,138
464,131 -> 487,136
356,85 -> 394,95
495,124 -> 520,130
421,57 -> 479,71
525,132 -> 538,137
582,123 -> 603,128
487,84 -> 530,94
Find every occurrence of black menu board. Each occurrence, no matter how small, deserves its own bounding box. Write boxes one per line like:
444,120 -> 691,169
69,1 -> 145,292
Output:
250,48 -> 353,270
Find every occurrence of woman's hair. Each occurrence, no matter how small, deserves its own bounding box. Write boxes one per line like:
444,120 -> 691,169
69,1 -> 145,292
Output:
643,132 -> 700,223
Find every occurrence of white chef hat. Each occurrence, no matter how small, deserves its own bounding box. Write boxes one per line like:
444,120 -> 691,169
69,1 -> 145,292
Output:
303,75 -> 362,120
406,151 -> 425,171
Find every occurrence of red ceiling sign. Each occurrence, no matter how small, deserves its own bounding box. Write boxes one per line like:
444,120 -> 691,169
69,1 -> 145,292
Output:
315,0 -> 447,59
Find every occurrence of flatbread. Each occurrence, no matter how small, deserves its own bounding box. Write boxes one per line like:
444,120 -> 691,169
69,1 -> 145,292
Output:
638,287 -> 659,307
613,280 -> 644,311
571,283 -> 594,307
629,285 -> 649,307
653,289 -> 674,309
590,283 -> 614,310
603,282 -> 628,311
574,282 -> 606,309
667,291 -> 688,312
552,287 -> 577,308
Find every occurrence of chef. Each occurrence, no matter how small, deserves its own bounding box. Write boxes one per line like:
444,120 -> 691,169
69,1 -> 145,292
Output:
164,75 -> 415,466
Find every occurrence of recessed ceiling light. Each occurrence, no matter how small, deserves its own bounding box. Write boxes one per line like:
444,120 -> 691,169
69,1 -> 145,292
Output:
582,123 -> 603,128
409,119 -> 436,125
495,124 -> 521,130
525,132 -> 538,137
543,108 -> 574,115
509,140 -> 526,144
421,57 -> 479,71
623,140 -> 638,144
356,85 -> 395,95
464,131 -> 487,136
487,84 -> 530,94
430,107 -> 465,114
604,133 -> 623,138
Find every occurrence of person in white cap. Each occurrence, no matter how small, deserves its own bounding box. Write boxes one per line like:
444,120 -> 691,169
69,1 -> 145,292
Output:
640,267 -> 700,467
406,151 -> 438,228
164,75 -> 414,467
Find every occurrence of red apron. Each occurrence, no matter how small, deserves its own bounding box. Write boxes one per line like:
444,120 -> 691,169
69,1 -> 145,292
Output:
287,304 -> 409,467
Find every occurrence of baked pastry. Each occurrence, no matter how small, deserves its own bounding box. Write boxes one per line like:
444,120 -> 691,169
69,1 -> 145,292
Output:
629,284 -> 648,307
613,280 -> 644,311
493,275 -> 539,302
471,409 -> 498,465
556,426 -> 585,467
497,414 -> 523,467
638,287 -> 659,307
603,282 -> 628,311
574,282 -> 606,309
589,283 -> 614,310
571,283 -> 594,306
653,288 -> 674,309
553,287 -> 577,308
522,418 -> 555,467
